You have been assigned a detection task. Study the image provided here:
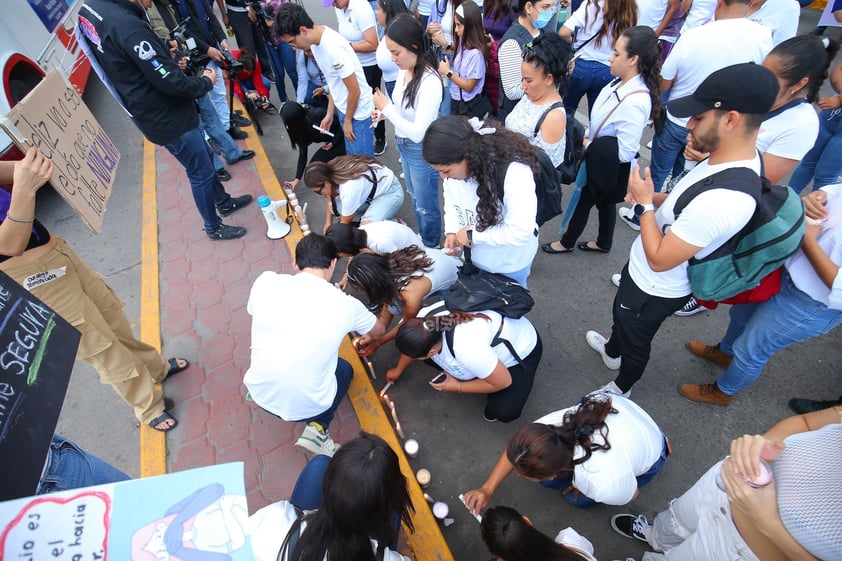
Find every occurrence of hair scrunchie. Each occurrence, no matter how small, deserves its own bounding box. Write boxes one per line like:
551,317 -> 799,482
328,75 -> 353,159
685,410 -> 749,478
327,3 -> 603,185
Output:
468,117 -> 495,136
574,424 -> 594,439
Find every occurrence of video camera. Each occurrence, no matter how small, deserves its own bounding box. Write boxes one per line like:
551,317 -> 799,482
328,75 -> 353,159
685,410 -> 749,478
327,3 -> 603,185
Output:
219,50 -> 244,75
169,18 -> 210,77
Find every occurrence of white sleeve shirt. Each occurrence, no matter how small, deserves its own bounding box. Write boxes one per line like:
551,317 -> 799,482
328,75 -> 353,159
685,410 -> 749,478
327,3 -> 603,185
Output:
382,69 -> 443,143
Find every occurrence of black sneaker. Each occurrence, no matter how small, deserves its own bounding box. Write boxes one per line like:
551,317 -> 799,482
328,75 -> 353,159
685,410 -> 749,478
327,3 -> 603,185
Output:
228,126 -> 248,140
611,514 -> 651,543
216,168 -> 231,181
227,150 -> 256,165
788,396 -> 842,414
674,296 -> 705,317
217,194 -> 253,217
231,114 -> 252,127
206,224 -> 246,240
374,138 -> 387,156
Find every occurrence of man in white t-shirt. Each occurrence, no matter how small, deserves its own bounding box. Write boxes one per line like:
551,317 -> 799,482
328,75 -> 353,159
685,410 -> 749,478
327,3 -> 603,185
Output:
632,0 -> 772,208
747,0 -> 800,47
586,63 -> 779,398
244,235 -> 384,457
274,3 -> 375,156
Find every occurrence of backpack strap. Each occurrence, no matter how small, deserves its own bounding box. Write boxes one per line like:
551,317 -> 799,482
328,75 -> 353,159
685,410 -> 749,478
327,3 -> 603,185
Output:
533,101 -> 566,138
672,167 -> 762,220
365,169 -> 380,206
591,88 -> 649,139
445,315 -> 523,364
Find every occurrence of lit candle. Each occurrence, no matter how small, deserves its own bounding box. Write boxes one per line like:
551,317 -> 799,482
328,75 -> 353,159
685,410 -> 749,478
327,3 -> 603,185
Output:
416,469 -> 431,488
404,438 -> 419,458
432,502 -> 449,519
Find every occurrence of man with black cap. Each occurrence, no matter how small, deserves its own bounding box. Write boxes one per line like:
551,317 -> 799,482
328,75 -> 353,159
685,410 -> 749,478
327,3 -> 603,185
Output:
584,62 -> 779,399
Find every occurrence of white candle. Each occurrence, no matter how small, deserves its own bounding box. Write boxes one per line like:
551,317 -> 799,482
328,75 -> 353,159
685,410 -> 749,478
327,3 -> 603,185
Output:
432,502 -> 449,519
404,439 -> 419,458
416,469 -> 431,488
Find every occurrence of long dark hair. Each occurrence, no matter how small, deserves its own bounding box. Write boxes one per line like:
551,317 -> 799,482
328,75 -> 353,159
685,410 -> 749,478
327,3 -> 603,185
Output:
768,34 -> 840,103
422,116 -> 538,230
280,433 -> 414,561
325,223 -> 369,255
522,32 -> 573,96
585,0 -> 637,50
481,506 -> 591,561
386,14 -> 441,110
395,310 -> 491,357
347,246 -> 434,309
454,0 -> 489,63
506,394 -> 618,479
622,26 -> 663,131
280,101 -> 332,150
378,0 -> 409,27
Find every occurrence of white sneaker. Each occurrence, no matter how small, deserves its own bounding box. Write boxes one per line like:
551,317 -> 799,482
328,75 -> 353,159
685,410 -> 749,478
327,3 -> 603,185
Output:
294,423 -> 340,457
645,139 -> 653,150
592,380 -> 631,399
400,172 -> 405,180
674,296 -> 705,317
585,331 -> 621,370
611,273 -> 621,288
618,207 -> 641,232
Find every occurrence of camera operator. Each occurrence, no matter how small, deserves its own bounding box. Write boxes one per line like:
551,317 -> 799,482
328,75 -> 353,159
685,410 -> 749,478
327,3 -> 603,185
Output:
78,0 -> 253,240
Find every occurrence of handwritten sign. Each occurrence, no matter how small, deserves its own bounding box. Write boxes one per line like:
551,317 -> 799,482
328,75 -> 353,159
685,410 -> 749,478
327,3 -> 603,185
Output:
0,69 -> 119,234
0,463 -> 253,560
0,271 -> 80,501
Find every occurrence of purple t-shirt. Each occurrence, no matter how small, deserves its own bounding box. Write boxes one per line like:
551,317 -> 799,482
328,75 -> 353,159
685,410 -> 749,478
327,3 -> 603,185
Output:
450,47 -> 486,101
484,8 -> 518,40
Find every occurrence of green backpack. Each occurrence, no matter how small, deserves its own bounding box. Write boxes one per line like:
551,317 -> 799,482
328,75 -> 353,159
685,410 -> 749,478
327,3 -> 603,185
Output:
672,167 -> 805,302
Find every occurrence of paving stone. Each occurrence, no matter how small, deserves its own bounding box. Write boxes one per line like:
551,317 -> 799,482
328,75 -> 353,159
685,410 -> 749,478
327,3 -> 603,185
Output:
201,333 -> 236,370
169,395 -> 211,444
207,395 -> 251,449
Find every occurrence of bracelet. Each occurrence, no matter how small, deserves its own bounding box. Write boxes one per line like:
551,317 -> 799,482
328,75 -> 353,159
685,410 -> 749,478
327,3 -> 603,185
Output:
5,213 -> 35,224
458,382 -> 463,394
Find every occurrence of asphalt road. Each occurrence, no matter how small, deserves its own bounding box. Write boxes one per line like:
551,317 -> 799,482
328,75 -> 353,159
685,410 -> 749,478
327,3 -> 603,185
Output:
45,4 -> 842,560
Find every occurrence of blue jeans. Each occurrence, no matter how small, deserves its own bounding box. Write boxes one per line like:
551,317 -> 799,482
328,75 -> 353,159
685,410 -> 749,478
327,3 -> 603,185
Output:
197,94 -> 244,165
266,40 -> 298,102
360,176 -> 405,223
207,61 -> 230,130
789,109 -> 842,193
37,435 -> 130,494
290,454 -> 331,510
650,118 -> 689,192
716,271 -> 842,395
293,358 -> 354,429
563,58 -> 613,118
163,126 -> 232,231
396,136 -> 441,246
240,75 -> 273,97
335,108 -> 374,157
540,436 -> 669,508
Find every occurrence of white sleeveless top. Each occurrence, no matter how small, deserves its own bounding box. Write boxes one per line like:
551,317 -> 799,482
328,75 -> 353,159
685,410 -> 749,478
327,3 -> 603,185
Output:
506,96 -> 566,168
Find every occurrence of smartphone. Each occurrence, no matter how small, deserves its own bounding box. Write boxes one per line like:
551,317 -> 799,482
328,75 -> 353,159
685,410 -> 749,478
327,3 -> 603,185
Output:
431,372 -> 447,384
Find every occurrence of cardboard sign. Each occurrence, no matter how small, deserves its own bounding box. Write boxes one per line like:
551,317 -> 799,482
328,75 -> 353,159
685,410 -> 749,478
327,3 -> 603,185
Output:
818,0 -> 842,27
0,270 -> 80,501
0,463 -> 253,560
0,69 -> 119,234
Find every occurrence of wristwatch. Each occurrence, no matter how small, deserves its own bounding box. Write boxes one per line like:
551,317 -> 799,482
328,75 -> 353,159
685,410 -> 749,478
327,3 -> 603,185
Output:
634,203 -> 655,217
446,70 -> 453,79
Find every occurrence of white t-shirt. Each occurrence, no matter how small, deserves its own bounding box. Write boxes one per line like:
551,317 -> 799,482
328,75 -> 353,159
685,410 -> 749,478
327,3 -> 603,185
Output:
376,38 -> 400,82
336,0 -> 378,67
662,18 -> 772,127
588,74 -> 651,163
244,271 -> 377,419
756,101 -> 819,160
420,304 -> 538,377
311,27 -> 374,119
337,165 -> 397,216
248,501 -> 410,561
382,69 -> 443,143
748,0 -> 800,47
680,0 -> 716,33
637,0 -> 670,30
360,220 -> 424,253
628,156 -> 760,298
534,395 -> 664,506
555,528 -> 598,561
562,0 -> 614,64
442,162 -> 538,274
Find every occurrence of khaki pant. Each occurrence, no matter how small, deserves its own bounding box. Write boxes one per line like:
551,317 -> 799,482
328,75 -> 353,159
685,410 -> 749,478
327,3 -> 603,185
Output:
3,237 -> 168,424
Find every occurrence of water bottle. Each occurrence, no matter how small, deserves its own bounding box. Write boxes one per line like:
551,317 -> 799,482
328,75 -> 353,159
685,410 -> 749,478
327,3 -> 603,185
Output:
258,195 -> 291,239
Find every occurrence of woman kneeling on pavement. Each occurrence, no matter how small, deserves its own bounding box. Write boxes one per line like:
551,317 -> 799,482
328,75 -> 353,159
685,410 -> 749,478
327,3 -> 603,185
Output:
464,392 -> 668,512
248,433 -> 414,561
611,406 -> 842,560
388,303 -> 543,423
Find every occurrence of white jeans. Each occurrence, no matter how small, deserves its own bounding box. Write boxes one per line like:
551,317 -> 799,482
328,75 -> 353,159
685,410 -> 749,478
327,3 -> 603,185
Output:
644,461 -> 761,561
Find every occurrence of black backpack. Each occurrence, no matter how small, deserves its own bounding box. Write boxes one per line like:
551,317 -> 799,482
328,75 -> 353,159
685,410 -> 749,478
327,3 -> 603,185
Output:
534,148 -> 564,226
532,102 -> 585,185
444,248 -> 534,319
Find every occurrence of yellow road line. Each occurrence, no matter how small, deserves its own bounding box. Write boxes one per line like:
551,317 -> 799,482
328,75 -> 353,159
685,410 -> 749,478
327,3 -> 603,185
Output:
139,138 -> 166,477
243,101 -> 454,561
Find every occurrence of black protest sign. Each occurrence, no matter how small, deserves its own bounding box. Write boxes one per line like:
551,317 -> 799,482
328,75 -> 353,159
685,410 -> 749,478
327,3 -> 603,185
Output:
0,69 -> 119,234
0,271 -> 80,501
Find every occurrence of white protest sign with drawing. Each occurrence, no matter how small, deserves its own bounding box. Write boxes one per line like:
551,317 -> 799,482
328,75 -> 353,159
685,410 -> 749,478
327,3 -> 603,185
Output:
0,69 -> 119,234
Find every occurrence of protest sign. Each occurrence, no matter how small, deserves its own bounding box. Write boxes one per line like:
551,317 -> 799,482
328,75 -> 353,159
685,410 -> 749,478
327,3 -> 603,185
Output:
0,271 -> 80,501
0,69 -> 119,234
0,463 -> 252,560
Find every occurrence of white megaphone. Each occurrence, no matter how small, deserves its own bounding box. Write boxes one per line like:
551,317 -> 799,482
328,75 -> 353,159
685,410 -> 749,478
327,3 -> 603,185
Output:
258,195 -> 291,239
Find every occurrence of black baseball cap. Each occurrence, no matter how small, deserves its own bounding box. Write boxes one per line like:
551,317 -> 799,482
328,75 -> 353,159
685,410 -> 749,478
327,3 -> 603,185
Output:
667,62 -> 779,118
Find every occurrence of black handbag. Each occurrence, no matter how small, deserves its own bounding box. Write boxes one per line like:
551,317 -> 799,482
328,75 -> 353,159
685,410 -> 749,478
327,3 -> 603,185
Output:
444,247 -> 534,319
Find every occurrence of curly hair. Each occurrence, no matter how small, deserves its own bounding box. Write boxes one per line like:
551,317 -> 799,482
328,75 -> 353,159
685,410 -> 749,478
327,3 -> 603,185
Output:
422,116 -> 538,230
346,246 -> 434,309
395,311 -> 491,358
523,32 -> 574,96
506,394 -> 619,480
622,26 -> 664,132
303,155 -> 383,190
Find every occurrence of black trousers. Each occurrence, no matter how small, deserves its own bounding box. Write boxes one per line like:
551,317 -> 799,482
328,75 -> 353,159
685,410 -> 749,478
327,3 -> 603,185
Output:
485,333 -> 543,422
561,184 -> 617,251
363,64 -> 385,143
604,264 -> 690,392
